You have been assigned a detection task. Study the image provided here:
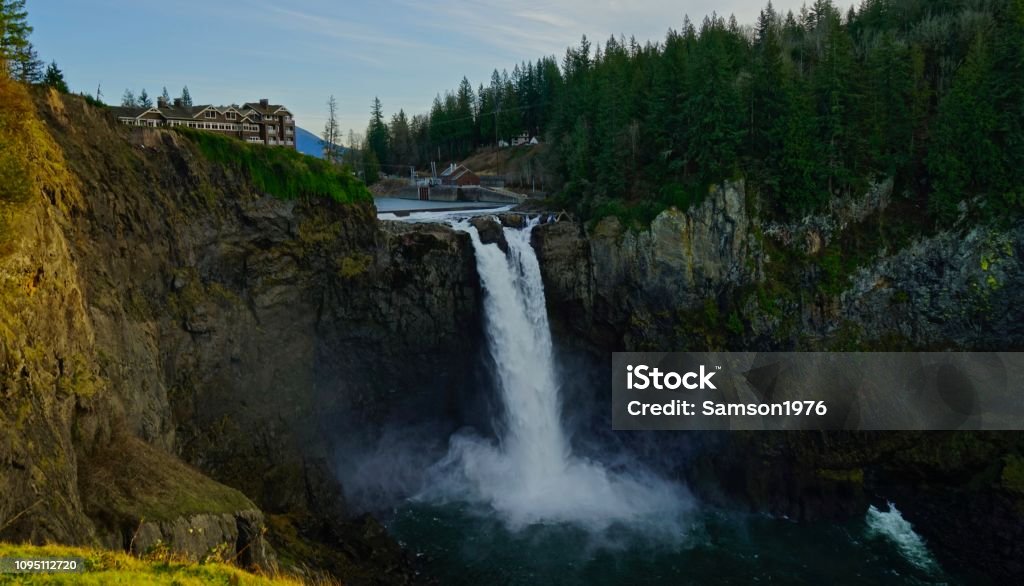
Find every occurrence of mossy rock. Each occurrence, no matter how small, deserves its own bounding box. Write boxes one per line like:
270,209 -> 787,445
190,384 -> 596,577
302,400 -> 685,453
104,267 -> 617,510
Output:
336,253 -> 373,279
1002,455 -> 1024,495
80,434 -> 255,525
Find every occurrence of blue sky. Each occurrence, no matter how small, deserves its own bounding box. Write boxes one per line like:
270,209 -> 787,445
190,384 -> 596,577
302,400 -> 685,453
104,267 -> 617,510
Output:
31,0 -> 824,140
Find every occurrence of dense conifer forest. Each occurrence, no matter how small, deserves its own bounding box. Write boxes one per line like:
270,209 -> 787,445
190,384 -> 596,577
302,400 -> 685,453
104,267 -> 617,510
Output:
364,0 -> 1023,223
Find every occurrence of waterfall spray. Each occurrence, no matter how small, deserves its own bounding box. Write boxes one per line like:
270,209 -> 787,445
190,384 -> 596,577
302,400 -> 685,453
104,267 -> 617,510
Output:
422,217 -> 690,532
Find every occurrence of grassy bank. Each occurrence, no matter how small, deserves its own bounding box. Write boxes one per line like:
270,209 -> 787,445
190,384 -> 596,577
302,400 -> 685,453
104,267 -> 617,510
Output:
177,129 -> 371,204
0,543 -> 304,585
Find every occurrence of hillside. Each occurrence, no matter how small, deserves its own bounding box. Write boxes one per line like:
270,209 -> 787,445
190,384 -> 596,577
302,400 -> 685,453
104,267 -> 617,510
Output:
458,144 -> 550,192
294,126 -> 346,160
0,81 -> 477,584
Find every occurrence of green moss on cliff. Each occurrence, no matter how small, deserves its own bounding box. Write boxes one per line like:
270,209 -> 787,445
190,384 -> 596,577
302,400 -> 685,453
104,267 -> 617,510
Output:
817,468 -> 865,484
178,129 -> 371,204
337,253 -> 373,279
81,435 -> 255,524
1002,455 -> 1024,494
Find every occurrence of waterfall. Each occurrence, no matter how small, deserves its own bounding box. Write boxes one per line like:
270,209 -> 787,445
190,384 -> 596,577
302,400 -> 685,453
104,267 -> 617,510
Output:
422,217 -> 690,533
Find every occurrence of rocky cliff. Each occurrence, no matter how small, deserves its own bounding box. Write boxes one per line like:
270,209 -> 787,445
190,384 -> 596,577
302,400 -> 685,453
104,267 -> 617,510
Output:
534,179 -> 1023,351
532,179 -> 1024,581
0,88 -> 479,582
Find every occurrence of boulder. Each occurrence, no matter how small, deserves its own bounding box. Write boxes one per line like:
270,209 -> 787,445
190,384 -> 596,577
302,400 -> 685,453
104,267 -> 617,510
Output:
470,216 -> 508,253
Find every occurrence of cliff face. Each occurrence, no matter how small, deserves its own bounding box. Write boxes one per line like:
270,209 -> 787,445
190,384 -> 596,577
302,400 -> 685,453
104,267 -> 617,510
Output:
533,181 -> 757,349
0,89 -> 479,580
534,179 -> 1023,352
532,180 -> 1024,580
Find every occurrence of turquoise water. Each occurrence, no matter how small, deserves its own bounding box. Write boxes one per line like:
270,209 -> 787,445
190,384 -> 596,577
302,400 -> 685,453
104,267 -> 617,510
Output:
386,502 -> 966,586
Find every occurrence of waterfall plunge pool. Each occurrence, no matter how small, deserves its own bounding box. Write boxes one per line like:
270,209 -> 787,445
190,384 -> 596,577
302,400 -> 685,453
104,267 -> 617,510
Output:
365,213 -> 965,585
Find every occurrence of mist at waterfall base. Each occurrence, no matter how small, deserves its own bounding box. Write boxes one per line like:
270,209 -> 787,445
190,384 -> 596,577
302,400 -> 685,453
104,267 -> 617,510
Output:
335,217 -> 960,585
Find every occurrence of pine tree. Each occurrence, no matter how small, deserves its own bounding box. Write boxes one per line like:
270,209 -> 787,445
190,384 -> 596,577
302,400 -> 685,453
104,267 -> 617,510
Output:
685,16 -> 742,183
389,109 -> 413,166
454,77 -> 475,157
121,88 -> 137,107
161,86 -> 171,103
928,35 -> 999,222
746,2 -> 789,196
12,42 -> 40,82
42,61 -> 68,93
810,9 -> 860,196
0,0 -> 32,77
138,88 -> 152,108
180,85 -> 192,107
365,97 -> 389,179
477,83 -> 495,147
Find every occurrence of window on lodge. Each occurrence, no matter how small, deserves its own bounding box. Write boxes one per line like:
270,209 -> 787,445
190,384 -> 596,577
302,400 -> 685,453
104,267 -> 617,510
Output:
226,112 -> 237,120
204,110 -> 217,119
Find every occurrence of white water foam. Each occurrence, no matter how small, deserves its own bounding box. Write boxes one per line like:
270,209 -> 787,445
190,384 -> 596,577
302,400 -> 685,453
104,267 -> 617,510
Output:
420,217 -> 691,534
865,502 -> 942,574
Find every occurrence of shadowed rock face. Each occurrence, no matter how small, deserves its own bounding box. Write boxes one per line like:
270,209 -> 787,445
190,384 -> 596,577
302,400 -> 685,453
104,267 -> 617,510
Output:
534,179 -> 1023,353
531,180 -> 1024,582
1,91 -> 479,582
532,180 -> 758,349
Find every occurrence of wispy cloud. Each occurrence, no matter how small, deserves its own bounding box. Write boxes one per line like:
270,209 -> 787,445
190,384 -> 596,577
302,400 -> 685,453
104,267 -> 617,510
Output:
265,6 -> 431,51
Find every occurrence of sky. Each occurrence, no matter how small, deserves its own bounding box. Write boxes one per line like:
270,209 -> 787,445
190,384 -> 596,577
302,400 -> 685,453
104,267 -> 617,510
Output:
30,0 -> 825,139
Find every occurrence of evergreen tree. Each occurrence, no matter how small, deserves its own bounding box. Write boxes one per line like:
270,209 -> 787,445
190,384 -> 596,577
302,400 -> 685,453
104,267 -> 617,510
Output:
685,16 -> 742,183
389,109 -> 414,166
477,83 -> 495,147
745,2 -> 789,196
121,88 -> 137,107
365,96 -> 389,179
810,8 -> 860,196
497,70 -> 521,142
161,86 -> 171,103
138,88 -> 152,108
928,35 -> 999,222
42,61 -> 68,92
12,41 -> 40,82
0,0 -> 32,77
454,77 -> 475,157
180,85 -> 192,107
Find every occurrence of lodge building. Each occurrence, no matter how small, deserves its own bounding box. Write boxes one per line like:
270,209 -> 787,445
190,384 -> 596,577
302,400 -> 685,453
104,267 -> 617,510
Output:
112,98 -> 296,148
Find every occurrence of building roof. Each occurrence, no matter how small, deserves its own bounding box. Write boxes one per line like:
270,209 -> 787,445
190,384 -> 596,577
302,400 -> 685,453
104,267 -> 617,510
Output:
162,105 -> 207,120
439,164 -> 478,181
110,106 -> 150,119
243,101 -> 291,116
113,100 -> 293,124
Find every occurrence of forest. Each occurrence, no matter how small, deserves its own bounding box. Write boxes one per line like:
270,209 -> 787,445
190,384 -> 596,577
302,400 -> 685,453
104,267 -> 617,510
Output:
359,0 -> 1023,223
